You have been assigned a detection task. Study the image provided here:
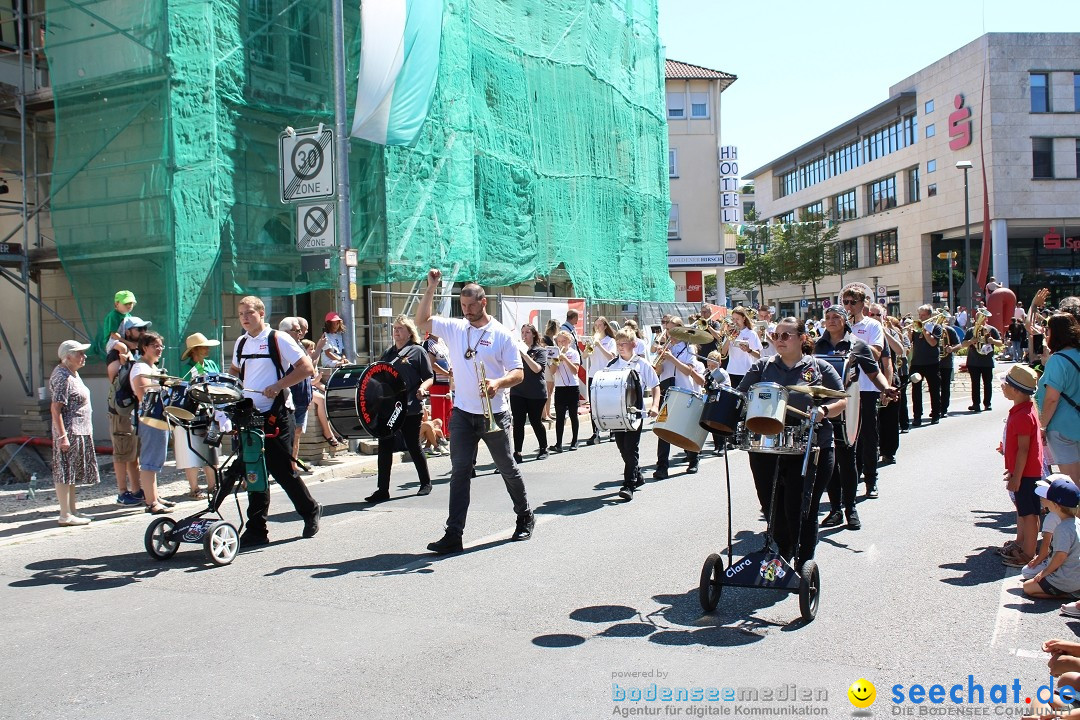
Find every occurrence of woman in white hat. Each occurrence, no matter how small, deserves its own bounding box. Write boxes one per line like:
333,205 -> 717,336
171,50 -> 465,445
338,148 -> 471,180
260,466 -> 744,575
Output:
180,332 -> 221,378
49,340 -> 100,526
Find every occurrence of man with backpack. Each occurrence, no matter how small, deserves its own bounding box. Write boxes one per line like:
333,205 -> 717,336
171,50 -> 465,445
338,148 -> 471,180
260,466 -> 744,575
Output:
106,316 -> 151,506
230,297 -> 321,547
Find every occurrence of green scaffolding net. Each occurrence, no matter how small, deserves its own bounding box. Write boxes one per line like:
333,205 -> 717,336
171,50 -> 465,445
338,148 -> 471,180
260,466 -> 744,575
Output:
45,0 -> 672,365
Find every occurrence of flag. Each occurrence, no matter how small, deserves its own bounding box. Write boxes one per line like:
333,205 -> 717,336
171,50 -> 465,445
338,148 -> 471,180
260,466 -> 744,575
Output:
350,0 -> 443,146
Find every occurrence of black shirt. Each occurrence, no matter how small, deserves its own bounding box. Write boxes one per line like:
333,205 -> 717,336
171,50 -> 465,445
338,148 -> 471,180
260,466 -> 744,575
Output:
964,326 -> 1001,368
699,320 -> 720,357
510,345 -> 548,400
813,332 -> 880,384
736,354 -> 843,447
911,323 -> 944,366
379,342 -> 433,415
939,326 -> 960,368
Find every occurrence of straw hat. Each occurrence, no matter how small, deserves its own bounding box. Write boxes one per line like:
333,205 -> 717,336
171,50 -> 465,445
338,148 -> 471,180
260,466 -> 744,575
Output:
181,332 -> 221,361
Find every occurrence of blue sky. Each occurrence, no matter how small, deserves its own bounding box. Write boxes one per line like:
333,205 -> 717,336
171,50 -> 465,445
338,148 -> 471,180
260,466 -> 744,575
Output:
656,0 -> 1080,178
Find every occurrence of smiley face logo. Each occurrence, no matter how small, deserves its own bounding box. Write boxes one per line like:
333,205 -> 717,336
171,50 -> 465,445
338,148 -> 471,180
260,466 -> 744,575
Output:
847,679 -> 876,708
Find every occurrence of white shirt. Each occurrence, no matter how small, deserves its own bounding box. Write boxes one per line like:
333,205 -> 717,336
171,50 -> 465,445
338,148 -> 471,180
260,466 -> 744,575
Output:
671,358 -> 705,392
232,325 -> 306,412
431,315 -> 522,415
658,341 -> 693,382
130,362 -> 161,395
759,321 -> 778,358
553,348 -> 581,387
608,355 -> 660,394
634,338 -> 647,357
586,336 -> 617,375
850,316 -> 885,392
957,311 -> 969,328
726,327 -> 762,375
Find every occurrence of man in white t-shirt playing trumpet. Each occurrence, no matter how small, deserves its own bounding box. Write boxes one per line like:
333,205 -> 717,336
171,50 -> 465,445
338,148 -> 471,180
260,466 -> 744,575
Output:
417,268 -> 534,555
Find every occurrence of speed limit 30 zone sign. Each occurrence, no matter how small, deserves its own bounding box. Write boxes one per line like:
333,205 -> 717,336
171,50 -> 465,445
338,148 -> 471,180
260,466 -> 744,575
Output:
279,127 -> 335,204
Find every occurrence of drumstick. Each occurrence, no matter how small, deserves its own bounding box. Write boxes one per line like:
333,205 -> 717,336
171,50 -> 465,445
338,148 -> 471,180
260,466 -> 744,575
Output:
786,406 -> 811,419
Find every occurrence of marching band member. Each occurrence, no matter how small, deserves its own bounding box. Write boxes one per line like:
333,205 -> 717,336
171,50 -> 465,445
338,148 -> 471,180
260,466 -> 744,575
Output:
550,330 -> 582,452
909,304 -> 943,426
654,337 -> 706,478
757,305 -> 778,358
366,316 -> 434,503
705,350 -> 732,453
723,307 -> 762,388
954,314 -> 1004,413
737,317 -> 845,569
416,269 -> 534,554
621,319 -> 648,357
605,330 -> 661,501
868,303 -> 899,466
652,316 -> 697,479
938,313 -> 961,418
584,317 -> 617,445
510,323 -> 549,463
842,284 -> 885,499
815,306 -> 897,531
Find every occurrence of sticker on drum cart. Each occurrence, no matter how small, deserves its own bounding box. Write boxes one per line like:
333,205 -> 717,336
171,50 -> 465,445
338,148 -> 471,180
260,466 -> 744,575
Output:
759,558 -> 787,583
183,519 -> 215,542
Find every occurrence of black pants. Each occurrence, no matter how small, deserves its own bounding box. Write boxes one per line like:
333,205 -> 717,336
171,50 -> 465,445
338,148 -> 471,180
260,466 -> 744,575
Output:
854,392 -> 880,488
377,413 -> 431,492
613,429 -> 643,485
510,394 -> 548,454
749,446 -> 834,566
910,363 -> 940,420
938,365 -> 953,415
553,386 -> 579,447
655,378 -> 698,470
827,439 -> 859,511
246,408 -> 318,537
878,399 -> 900,459
898,378 -> 910,431
586,377 -> 601,439
969,365 -> 994,409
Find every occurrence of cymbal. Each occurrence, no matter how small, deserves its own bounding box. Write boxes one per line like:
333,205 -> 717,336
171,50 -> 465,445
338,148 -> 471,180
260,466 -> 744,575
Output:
785,384 -> 848,399
669,326 -> 713,344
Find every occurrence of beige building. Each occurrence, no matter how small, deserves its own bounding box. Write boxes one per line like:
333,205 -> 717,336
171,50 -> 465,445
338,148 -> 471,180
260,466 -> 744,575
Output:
665,59 -> 737,305
745,32 -> 1080,319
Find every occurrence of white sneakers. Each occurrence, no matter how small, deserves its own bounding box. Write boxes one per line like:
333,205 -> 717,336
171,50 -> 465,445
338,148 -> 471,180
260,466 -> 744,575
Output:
57,514 -> 91,527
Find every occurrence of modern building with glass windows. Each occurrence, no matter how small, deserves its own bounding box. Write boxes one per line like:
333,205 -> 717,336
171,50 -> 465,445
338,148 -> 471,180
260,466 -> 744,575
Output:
744,32 -> 1080,318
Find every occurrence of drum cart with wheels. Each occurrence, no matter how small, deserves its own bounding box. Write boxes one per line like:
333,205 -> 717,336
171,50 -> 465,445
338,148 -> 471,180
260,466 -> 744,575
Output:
698,391 -> 833,623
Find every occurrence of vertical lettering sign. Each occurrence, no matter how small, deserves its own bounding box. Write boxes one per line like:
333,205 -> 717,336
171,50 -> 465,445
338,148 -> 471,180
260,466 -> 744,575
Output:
719,146 -> 742,224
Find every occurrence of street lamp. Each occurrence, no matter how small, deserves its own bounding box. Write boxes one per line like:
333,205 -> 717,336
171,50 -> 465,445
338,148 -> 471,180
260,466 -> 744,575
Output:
955,160 -> 973,313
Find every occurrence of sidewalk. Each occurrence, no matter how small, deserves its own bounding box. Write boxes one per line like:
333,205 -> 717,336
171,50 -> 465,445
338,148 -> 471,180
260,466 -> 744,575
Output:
0,448 -> 380,546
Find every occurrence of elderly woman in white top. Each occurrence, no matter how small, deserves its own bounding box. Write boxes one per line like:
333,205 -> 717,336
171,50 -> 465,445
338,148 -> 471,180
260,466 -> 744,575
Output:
50,340 -> 100,526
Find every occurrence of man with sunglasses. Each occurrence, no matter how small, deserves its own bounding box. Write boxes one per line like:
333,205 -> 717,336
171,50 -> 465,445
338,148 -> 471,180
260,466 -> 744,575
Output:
908,304 -> 944,427
841,284 -> 886,499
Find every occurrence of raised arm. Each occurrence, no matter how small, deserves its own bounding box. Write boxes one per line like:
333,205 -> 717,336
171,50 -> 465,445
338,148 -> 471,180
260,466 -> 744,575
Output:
416,268 -> 441,335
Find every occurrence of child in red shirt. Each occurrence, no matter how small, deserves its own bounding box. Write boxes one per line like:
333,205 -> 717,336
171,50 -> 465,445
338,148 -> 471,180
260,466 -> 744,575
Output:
1001,364 -> 1045,567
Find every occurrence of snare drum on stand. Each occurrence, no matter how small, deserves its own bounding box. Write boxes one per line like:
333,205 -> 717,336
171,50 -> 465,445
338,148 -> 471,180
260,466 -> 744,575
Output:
699,385 -> 745,435
653,387 -> 708,452
138,388 -> 170,431
744,382 -> 790,435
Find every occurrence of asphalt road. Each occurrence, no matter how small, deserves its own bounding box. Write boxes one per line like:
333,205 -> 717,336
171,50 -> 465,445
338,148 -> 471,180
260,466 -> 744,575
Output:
0,395 -> 1071,719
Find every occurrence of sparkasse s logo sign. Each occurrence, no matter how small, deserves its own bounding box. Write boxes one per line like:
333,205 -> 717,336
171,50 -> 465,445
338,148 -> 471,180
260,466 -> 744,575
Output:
1043,228 -> 1080,250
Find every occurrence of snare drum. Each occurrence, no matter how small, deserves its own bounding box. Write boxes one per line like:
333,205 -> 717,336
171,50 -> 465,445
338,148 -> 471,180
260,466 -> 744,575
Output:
744,382 -> 789,435
138,388 -> 169,431
325,362 -> 408,439
589,368 -> 644,433
735,422 -> 809,455
699,385 -> 745,435
163,381 -> 203,427
188,372 -> 244,407
653,387 -> 708,452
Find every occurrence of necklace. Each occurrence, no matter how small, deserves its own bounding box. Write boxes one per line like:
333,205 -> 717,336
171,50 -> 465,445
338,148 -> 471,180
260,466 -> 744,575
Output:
464,326 -> 488,360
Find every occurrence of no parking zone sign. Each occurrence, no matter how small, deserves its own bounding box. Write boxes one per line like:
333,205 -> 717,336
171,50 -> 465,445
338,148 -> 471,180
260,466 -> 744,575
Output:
296,203 -> 336,251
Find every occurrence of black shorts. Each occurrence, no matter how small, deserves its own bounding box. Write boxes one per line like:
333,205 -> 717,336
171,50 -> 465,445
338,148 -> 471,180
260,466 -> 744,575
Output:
1015,476 -> 1042,517
1038,576 -> 1074,598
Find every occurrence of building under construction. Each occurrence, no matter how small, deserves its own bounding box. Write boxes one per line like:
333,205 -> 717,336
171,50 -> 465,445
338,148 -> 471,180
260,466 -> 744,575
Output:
0,0 -> 672,438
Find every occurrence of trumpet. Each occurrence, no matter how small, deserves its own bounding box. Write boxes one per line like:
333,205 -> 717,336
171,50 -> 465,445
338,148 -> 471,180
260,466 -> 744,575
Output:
475,361 -> 502,435
652,338 -> 672,372
584,337 -> 596,356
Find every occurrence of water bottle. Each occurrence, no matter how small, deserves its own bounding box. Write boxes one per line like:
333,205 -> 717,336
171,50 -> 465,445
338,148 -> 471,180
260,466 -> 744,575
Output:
27,472 -> 37,500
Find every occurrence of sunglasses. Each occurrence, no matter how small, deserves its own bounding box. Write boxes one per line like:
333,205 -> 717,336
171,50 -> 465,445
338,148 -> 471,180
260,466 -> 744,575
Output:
770,331 -> 799,342
868,312 -> 881,317
842,299 -> 861,306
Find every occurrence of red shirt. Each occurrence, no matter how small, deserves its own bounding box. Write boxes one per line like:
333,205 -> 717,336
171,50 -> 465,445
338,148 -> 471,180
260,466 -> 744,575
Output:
1005,400 -> 1043,478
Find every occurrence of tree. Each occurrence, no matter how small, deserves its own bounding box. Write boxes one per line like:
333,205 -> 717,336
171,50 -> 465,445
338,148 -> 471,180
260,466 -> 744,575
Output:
725,209 -> 778,307
779,211 -> 838,302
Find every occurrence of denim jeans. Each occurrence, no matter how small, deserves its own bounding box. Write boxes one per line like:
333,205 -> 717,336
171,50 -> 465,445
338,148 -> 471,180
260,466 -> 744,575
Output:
445,408 -> 530,536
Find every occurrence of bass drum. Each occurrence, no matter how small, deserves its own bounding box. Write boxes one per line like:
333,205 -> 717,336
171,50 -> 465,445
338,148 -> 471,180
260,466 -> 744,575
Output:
589,367 -> 643,433
325,362 -> 408,439
815,355 -> 860,447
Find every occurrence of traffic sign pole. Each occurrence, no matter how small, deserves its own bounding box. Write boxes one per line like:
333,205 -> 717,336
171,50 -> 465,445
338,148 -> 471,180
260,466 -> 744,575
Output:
331,0 -> 357,359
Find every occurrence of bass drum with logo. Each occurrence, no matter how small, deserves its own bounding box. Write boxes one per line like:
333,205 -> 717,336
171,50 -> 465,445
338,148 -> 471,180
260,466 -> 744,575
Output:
589,367 -> 644,433
325,362 -> 408,439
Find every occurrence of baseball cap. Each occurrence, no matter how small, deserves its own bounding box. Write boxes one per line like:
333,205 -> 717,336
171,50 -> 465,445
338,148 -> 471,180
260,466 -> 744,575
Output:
119,316 -> 152,334
824,305 -> 849,320
57,339 -> 91,359
114,290 -> 136,305
325,311 -> 343,323
1035,476 -> 1080,509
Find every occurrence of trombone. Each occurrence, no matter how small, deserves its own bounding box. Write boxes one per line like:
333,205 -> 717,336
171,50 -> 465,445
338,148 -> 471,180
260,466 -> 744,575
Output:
475,361 -> 502,435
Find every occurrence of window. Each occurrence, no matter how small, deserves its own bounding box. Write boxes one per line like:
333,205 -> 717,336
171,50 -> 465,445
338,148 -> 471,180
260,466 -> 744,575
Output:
668,149 -> 678,177
829,139 -> 862,177
802,201 -> 823,219
776,211 -> 795,226
247,0 -> 276,70
867,176 -> 897,213
927,183 -> 937,197
835,238 -> 858,272
778,169 -> 797,198
925,99 -> 935,114
908,166 -> 920,203
863,114 -> 917,164
668,204 -> 680,239
872,229 -> 899,266
927,159 -> 937,173
1033,137 -> 1054,178
1031,73 -> 1050,113
666,92 -> 685,119
832,189 -> 857,221
690,92 -> 709,118
925,123 -> 936,138
1075,74 -> 1080,112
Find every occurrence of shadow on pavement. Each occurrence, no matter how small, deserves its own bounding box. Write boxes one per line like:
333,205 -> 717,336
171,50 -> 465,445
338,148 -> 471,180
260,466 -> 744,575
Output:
266,538 -> 513,579
939,547 -> 1010,587
972,509 -> 1014,535
8,550 -> 212,591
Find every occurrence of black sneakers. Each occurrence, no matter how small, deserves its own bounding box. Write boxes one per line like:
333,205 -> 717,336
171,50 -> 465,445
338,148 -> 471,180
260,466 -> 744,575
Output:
416,484 -> 432,496
239,530 -> 269,548
686,464 -> 699,474
846,508 -> 862,530
618,484 -> 635,501
365,490 -> 390,503
653,468 -> 668,480
427,533 -> 464,555
302,503 -> 322,538
511,511 -> 535,541
820,509 -> 844,527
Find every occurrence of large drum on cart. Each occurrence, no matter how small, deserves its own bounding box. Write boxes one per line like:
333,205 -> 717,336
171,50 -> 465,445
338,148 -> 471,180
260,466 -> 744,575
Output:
325,362 -> 408,439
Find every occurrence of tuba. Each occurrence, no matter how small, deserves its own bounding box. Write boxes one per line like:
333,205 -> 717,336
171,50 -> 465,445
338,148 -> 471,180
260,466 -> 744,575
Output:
973,307 -> 994,355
